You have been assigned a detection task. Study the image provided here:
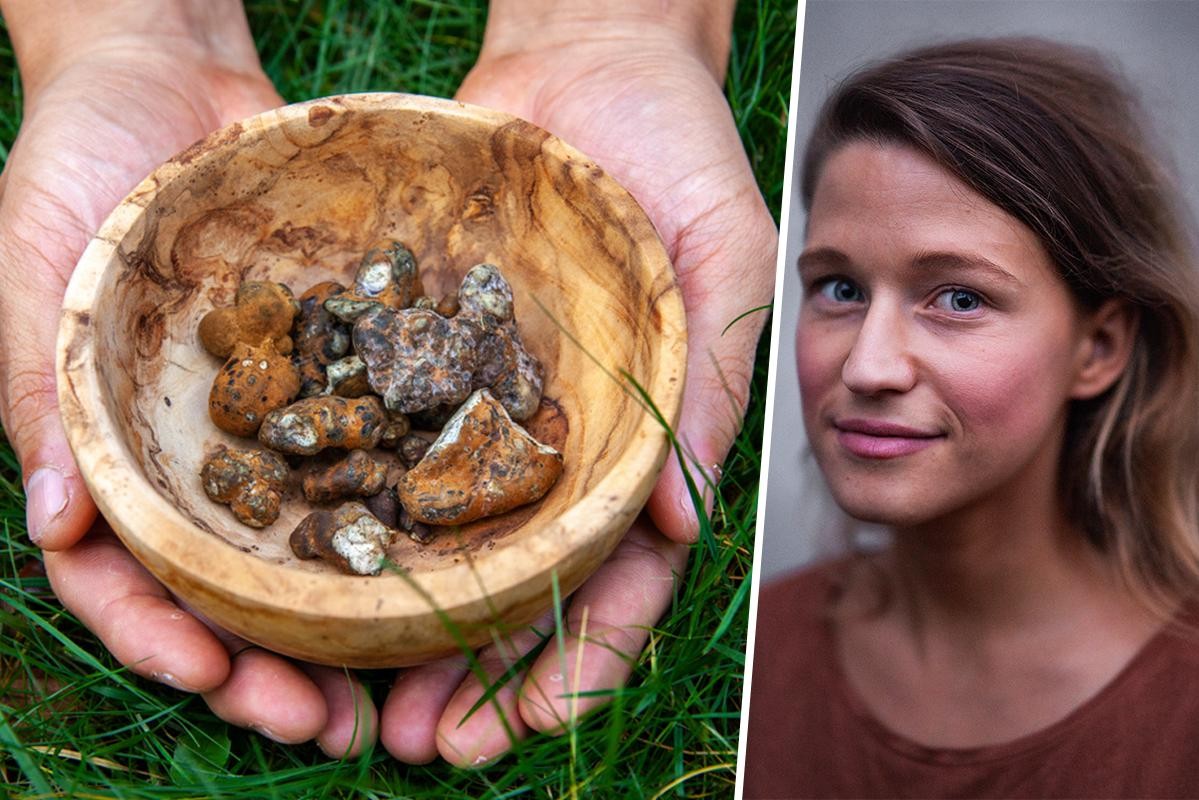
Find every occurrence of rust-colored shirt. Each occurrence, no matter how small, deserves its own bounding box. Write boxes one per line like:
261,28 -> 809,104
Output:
743,561 -> 1199,799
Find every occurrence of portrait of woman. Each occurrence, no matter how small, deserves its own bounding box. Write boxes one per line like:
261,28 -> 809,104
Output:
742,2 -> 1199,797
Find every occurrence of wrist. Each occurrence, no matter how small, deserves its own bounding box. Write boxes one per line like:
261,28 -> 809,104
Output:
1,0 -> 261,99
479,0 -> 736,83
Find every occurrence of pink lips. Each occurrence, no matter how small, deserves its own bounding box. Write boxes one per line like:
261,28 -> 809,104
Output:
834,418 -> 943,459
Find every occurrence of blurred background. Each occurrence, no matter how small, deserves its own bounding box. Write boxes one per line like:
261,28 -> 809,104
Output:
760,0 -> 1199,581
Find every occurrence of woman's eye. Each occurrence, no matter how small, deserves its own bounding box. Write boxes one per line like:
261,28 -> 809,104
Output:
934,288 -> 983,313
817,279 -> 864,303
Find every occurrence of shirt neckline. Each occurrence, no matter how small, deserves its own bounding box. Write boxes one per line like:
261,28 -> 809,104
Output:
817,565 -> 1187,767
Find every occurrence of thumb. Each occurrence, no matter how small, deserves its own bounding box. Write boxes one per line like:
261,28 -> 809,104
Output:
3,341 -> 99,551
0,224 -> 99,551
645,205 -> 777,544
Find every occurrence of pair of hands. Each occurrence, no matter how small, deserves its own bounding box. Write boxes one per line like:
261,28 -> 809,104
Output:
0,7 -> 775,766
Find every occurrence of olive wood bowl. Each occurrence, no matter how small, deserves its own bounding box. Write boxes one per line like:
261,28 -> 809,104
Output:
57,93 -> 685,668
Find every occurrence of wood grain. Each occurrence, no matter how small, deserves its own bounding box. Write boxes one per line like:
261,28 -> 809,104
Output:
56,94 -> 686,667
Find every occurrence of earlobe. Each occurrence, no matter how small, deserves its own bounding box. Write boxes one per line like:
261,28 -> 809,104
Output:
1070,300 -> 1138,400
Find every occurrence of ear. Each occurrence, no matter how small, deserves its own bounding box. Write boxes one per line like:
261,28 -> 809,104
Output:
1070,299 -> 1138,400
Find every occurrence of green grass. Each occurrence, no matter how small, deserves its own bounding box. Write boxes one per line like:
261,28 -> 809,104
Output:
0,0 -> 794,796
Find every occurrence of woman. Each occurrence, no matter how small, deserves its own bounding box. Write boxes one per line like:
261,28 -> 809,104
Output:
744,38 -> 1199,798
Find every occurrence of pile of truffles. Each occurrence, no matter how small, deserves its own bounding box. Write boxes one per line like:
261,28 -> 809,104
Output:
198,241 -> 563,576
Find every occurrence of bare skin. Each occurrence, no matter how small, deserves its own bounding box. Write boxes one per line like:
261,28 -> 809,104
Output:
798,142 -> 1160,748
0,0 -> 774,765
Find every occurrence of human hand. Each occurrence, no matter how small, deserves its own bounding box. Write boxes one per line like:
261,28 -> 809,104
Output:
0,0 -> 376,758
378,1 -> 776,766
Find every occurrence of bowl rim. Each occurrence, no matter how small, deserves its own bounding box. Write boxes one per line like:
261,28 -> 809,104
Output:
55,92 -> 687,634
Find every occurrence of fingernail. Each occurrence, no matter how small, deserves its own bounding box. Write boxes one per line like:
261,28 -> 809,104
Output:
151,672 -> 196,692
250,724 -> 288,744
26,466 -> 68,545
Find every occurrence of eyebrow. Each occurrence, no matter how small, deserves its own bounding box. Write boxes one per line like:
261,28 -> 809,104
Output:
797,247 -> 1023,287
796,247 -> 848,276
913,251 -> 1024,286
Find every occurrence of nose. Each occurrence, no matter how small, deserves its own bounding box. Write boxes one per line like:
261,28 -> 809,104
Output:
841,302 -> 917,395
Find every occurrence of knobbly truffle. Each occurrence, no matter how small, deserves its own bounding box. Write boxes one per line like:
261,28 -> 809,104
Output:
399,389 -> 563,525
354,306 -> 481,414
365,486 -> 400,528
350,240 -> 421,309
378,410 -> 412,449
293,281 -> 350,397
482,328 -> 544,422
397,433 -> 430,467
201,446 -> 289,528
289,501 -> 394,575
198,281 -> 300,358
258,395 -> 386,456
458,265 -> 544,421
209,343 -> 302,437
302,449 -> 388,503
324,355 -> 372,397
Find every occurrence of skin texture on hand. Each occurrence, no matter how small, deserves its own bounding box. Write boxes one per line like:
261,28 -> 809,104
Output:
379,13 -> 777,766
0,1 -> 775,769
0,4 -> 375,761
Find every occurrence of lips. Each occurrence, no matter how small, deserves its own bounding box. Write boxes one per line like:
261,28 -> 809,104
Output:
833,417 -> 943,459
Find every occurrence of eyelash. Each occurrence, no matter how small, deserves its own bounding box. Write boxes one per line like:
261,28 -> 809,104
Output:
932,287 -> 984,314
809,277 -> 988,315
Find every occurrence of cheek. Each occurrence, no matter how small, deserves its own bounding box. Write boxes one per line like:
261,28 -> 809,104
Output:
934,334 -> 1076,442
795,318 -> 844,415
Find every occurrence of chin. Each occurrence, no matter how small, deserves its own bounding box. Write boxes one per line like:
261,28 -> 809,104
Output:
823,472 -> 945,529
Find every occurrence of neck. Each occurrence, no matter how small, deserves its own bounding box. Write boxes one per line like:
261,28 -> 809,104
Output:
876,448 -> 1144,648
888,503 -> 1108,634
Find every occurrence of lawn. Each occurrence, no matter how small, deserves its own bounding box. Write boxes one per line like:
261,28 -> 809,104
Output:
0,1 -> 794,796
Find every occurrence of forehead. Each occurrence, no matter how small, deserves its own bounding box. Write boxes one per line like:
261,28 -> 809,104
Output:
805,141 -> 1054,278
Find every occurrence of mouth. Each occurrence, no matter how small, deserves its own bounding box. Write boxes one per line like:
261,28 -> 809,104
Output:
832,417 -> 944,459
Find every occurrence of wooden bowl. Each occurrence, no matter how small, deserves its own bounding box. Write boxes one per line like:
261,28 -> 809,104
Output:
56,93 -> 685,668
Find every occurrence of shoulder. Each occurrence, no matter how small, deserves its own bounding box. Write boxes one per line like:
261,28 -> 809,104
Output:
750,557 -> 852,682
756,557 -> 852,630
744,559 -> 854,796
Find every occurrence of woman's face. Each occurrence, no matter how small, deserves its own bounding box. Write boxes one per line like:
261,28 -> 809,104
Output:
797,142 -> 1096,527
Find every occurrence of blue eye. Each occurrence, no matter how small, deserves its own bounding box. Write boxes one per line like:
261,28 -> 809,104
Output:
818,279 -> 864,303
935,288 -> 983,313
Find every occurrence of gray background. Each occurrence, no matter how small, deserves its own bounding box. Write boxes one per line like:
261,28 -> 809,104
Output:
760,0 -> 1199,581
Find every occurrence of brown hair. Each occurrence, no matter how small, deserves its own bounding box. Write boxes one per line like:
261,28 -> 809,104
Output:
802,37 -> 1199,615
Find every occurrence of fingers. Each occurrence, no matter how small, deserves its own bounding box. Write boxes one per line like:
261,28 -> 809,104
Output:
180,600 -> 368,753
434,614 -> 555,767
19,405 -> 99,551
202,649 -> 327,745
299,664 -> 378,758
0,232 -> 98,551
647,195 -> 778,544
380,655 -> 470,764
43,526 -> 371,754
43,528 -> 230,691
518,519 -> 687,732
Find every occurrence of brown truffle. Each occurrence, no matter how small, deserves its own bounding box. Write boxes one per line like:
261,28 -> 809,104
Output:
378,410 -> 412,449
458,265 -> 544,421
198,281 -> 300,358
324,355 -> 372,397
302,449 -> 388,503
397,433 -> 431,468
398,389 -> 563,525
258,395 -> 386,456
209,343 -> 302,437
289,501 -> 395,575
353,306 -> 481,414
293,280 -> 350,397
351,240 -> 421,310
201,446 -> 289,528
